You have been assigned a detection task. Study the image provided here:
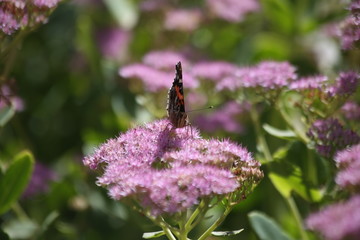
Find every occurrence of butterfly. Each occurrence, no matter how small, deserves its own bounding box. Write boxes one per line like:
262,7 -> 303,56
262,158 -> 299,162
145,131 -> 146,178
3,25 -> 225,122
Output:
167,61 -> 190,128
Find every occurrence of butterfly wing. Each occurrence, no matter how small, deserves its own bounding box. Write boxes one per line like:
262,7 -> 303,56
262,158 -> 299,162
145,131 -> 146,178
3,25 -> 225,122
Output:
167,62 -> 189,128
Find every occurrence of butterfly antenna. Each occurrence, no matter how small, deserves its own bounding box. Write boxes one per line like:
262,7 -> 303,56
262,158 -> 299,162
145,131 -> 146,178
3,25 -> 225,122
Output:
186,106 -> 214,113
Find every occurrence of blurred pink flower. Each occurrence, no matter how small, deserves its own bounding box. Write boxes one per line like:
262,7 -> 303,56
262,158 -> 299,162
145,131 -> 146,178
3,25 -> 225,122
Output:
217,61 -> 297,91
96,27 -> 131,62
191,61 -> 239,82
119,51 -> 198,92
194,101 -> 250,134
206,0 -> 259,22
0,85 -> 24,112
338,17 -> 360,49
335,143 -> 360,191
32,0 -> 60,8
22,162 -> 57,198
306,195 -> 360,240
164,9 -> 202,31
143,50 -> 190,70
120,64 -> 174,92
289,75 -> 328,90
341,101 -> 360,121
349,0 -> 360,25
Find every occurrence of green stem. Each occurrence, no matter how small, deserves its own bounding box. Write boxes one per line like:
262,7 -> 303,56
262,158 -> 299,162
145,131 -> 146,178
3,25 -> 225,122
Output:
249,106 -> 273,161
197,206 -> 233,240
162,227 -> 177,240
285,196 -> 309,240
185,203 -> 201,230
178,211 -> 188,240
12,202 -> 30,221
1,30 -> 29,83
140,209 -> 178,240
250,105 -> 308,239
189,203 -> 209,231
184,199 -> 210,232
305,150 -> 317,186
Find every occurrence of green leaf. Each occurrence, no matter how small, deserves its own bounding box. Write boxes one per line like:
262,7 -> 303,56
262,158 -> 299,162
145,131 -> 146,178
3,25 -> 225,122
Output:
263,124 -> 297,140
269,167 -> 322,202
272,146 -> 290,160
278,91 -> 309,143
261,0 -> 295,34
253,32 -> 291,60
249,211 -> 294,240
0,105 -> 15,127
0,151 -> 35,215
211,229 -> 244,236
3,219 -> 38,239
142,230 -> 165,239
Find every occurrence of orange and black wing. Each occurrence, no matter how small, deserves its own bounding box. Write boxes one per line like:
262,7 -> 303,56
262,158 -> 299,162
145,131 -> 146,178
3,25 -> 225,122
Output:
167,62 -> 189,128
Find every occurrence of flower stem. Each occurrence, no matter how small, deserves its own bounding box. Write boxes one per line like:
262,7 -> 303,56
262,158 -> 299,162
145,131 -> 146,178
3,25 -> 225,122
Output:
162,226 -> 177,240
140,209 -> 179,240
12,202 -> 30,221
185,199 -> 210,232
197,206 -> 233,240
249,105 -> 273,161
178,211 -> 188,240
250,106 -> 308,239
285,196 -> 309,240
1,30 -> 29,83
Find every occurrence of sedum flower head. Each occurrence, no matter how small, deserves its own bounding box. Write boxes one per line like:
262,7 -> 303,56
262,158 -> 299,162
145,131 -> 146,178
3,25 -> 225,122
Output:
306,195 -> 360,240
216,61 -> 297,92
289,75 -> 328,91
191,61 -> 239,82
349,0 -> 360,25
83,119 -> 263,216
338,17 -> 360,49
307,118 -> 360,158
327,71 -> 359,96
0,0 -> 61,35
335,143 -> 360,191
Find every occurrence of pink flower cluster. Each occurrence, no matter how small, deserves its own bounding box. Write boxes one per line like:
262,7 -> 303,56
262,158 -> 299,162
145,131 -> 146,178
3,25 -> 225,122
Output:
83,119 -> 263,216
338,1 -> 360,49
306,195 -> 360,240
119,51 -> 197,92
140,0 -> 259,31
307,118 -> 360,158
335,143 -> 360,191
307,143 -> 360,240
0,0 -> 61,35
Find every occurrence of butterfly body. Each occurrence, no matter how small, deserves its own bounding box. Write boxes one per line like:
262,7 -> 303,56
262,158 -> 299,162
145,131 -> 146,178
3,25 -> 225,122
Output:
167,62 -> 190,128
